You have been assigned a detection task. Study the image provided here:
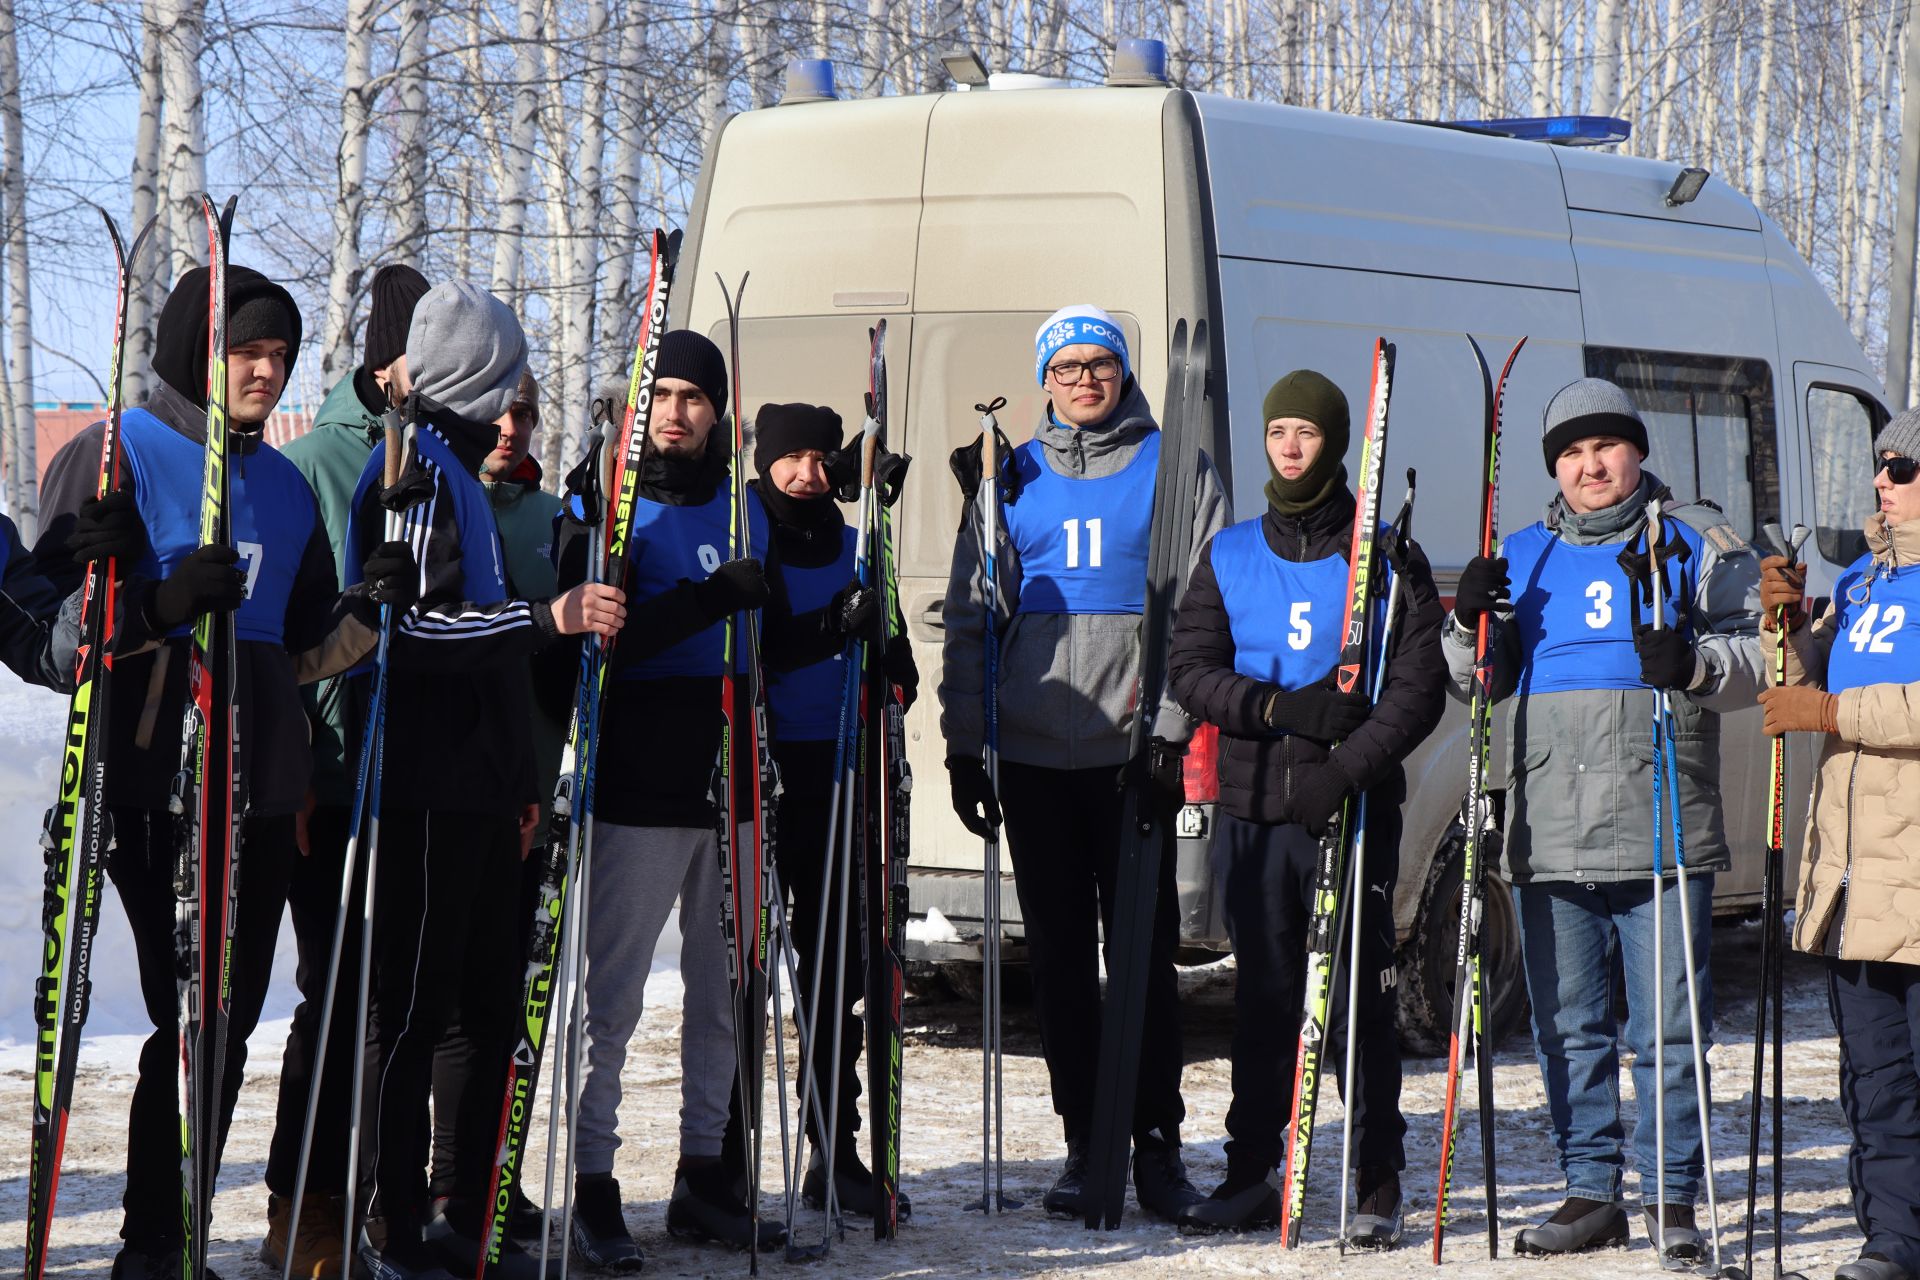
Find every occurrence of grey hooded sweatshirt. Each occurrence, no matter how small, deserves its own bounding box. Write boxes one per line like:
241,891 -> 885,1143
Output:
1443,473 -> 1764,883
939,380 -> 1229,771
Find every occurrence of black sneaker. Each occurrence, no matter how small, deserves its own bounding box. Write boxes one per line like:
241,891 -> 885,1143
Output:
1346,1167 -> 1404,1251
421,1202 -> 555,1280
665,1160 -> 787,1251
1513,1197 -> 1630,1256
799,1145 -> 915,1220
1177,1169 -> 1282,1234
505,1186 -> 547,1244
1041,1139 -> 1090,1219
1640,1202 -> 1706,1270
356,1222 -> 458,1280
1132,1127 -> 1205,1221
570,1173 -> 645,1273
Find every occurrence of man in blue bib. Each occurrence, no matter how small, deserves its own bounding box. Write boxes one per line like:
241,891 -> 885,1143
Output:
35,263 -> 409,1280
1444,378 -> 1763,1262
1167,368 -> 1446,1242
939,304 -> 1229,1222
1757,409 -> 1920,1280
0,510 -> 90,690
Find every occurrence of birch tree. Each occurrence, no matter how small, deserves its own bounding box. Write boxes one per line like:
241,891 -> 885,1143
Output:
0,0 -> 31,534
156,0 -> 206,284
321,0 -> 378,383
126,0 -> 167,404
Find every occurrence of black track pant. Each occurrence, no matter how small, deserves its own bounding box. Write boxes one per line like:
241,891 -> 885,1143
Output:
1213,808 -> 1407,1178
772,738 -> 865,1149
358,807 -> 520,1235
265,803 -> 363,1197
997,760 -> 1186,1145
109,807 -> 296,1247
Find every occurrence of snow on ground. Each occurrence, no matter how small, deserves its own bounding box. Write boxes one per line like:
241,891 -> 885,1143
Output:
0,682 -> 1868,1279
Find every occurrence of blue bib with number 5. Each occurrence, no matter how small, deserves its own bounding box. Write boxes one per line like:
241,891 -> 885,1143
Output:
1211,517 -> 1351,691
1506,519 -> 1694,695
1826,553 -> 1920,693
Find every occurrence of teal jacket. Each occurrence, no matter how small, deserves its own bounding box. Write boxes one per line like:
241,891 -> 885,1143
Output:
486,458 -> 568,843
281,369 -> 384,805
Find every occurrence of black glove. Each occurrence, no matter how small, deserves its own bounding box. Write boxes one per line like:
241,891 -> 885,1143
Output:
361,540 -> 420,610
1454,555 -> 1511,627
1261,679 -> 1370,743
830,582 -> 878,637
1286,762 -> 1354,838
1633,623 -> 1697,690
947,754 -> 1001,838
692,557 -> 769,620
67,487 -> 147,568
148,544 -> 246,632
823,443 -> 861,498
1146,736 -> 1187,812
882,632 -> 919,710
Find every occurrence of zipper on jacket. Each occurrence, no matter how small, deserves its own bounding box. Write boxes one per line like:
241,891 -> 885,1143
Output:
1283,732 -> 1293,803
1837,747 -> 1860,954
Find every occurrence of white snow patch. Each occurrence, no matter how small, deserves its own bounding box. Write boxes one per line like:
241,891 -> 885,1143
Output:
907,905 -> 961,944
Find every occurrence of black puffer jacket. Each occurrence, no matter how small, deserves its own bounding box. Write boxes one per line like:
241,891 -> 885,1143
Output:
1167,489 -> 1446,825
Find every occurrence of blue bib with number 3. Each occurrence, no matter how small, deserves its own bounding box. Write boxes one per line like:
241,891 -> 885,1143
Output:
1506,519 -> 1694,695
1826,553 -> 1920,693
1210,518 -> 1350,691
1004,430 -> 1158,615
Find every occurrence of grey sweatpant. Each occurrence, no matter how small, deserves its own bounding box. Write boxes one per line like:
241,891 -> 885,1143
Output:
573,821 -> 743,1172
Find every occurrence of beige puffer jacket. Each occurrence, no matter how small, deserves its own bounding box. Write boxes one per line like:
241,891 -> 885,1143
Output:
1782,513 -> 1920,963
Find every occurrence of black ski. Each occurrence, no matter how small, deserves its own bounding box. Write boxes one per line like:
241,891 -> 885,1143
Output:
1083,318 -> 1208,1230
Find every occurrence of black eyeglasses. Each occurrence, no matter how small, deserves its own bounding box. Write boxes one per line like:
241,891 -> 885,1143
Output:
1046,356 -> 1122,385
1878,455 -> 1920,484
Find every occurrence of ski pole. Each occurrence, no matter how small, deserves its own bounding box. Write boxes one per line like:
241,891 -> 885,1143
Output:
1337,470 -> 1415,1255
1648,499 -> 1723,1271
340,413 -> 410,1272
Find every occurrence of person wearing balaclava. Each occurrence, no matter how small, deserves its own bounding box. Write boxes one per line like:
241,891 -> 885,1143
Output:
749,401 -> 918,1220
1167,367 -> 1445,1241
549,328 -> 786,1264
938,304 -> 1229,1224
343,281 -> 626,1280
32,262 -> 415,1280
262,260 -> 433,1280
1441,376 -> 1763,1263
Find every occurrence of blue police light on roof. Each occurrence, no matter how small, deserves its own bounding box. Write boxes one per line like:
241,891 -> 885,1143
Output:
780,59 -> 840,105
1447,115 -> 1633,146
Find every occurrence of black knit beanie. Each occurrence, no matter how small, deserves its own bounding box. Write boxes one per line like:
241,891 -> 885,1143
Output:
753,402 -> 844,475
363,263 -> 430,373
151,265 -> 304,410
655,329 -> 729,419
1260,369 -> 1351,516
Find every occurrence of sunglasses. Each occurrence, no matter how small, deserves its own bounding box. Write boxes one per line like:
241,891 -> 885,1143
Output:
1878,455 -> 1920,485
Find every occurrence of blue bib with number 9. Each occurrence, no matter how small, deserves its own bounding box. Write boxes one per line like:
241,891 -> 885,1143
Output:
1826,552 -> 1920,693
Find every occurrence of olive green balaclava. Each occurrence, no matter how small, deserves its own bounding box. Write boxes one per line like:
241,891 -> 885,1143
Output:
1261,369 -> 1350,516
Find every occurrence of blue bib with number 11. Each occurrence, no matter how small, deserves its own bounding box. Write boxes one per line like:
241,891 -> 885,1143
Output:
1005,430 -> 1158,615
1826,553 -> 1920,693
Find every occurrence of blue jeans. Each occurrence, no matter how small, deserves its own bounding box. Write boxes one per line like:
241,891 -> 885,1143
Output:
1513,874 -> 1714,1203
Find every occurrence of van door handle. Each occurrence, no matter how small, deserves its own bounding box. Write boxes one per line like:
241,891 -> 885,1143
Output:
913,596 -> 944,637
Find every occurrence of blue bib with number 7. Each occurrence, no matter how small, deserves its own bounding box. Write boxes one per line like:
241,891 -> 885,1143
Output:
1506,520 -> 1694,695
1826,552 -> 1920,693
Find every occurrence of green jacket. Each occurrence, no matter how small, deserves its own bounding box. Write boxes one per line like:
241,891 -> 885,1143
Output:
486,460 -> 569,842
281,369 -> 383,805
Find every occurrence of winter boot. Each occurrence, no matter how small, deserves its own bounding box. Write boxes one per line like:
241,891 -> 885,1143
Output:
1345,1167 -> 1404,1251
1837,1255 -> 1917,1280
800,1143 -> 916,1220
665,1157 -> 786,1251
261,1192 -> 346,1279
1041,1139 -> 1090,1219
111,1242 -> 219,1280
356,1220 -> 458,1280
569,1173 -> 645,1273
1513,1196 -> 1630,1256
1176,1167 -> 1282,1234
1132,1127 -> 1206,1221
421,1199 -> 556,1280
1640,1202 -> 1706,1269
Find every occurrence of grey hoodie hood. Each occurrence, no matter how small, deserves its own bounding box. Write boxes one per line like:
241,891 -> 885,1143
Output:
406,282 -> 528,426
1034,379 -> 1157,480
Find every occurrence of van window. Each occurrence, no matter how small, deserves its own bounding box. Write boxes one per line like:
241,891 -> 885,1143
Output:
1584,347 -> 1778,542
1806,385 -> 1878,565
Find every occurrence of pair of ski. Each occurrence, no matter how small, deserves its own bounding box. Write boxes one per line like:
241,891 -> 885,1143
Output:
24,197 -> 245,1280
787,321 -> 911,1258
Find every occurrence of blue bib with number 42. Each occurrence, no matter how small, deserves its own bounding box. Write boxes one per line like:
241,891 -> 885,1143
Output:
1826,553 -> 1920,693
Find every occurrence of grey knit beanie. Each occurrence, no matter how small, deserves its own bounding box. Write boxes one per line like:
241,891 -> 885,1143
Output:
1878,406 -> 1920,462
405,282 -> 528,425
1541,377 -> 1649,474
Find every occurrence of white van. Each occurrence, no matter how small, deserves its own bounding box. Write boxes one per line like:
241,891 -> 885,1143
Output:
673,50 -> 1887,1047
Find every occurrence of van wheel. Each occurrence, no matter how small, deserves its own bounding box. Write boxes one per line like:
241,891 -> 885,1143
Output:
1394,822 -> 1528,1057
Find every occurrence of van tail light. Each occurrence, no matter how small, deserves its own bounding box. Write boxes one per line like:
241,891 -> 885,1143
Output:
1182,721 -> 1221,804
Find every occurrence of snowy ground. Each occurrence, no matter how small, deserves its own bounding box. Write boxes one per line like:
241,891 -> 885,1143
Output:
0,683 -> 1867,1279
